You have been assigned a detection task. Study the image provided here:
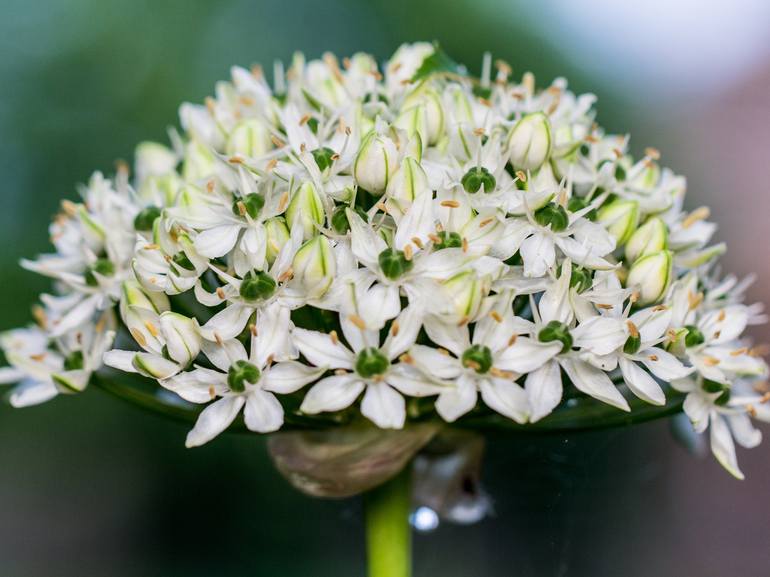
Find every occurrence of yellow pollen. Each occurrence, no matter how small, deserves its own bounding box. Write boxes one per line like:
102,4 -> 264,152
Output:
682,206 -> 710,229
329,330 -> 338,344
515,170 -> 527,182
334,369 -> 348,375
411,237 -> 424,249
479,217 -> 494,228
270,135 -> 285,148
390,320 -> 400,336
144,321 -> 159,337
216,287 -> 226,299
490,311 -> 503,323
644,147 -> 661,160
278,191 -> 290,212
403,245 -> 413,261
349,315 -> 366,330
265,158 -> 278,172
299,114 -> 310,126
399,353 -> 414,365
249,324 -> 257,337
130,328 -> 147,348
462,237 -> 469,253
702,356 -> 720,366
437,348 -> 450,356
626,320 -> 639,338
440,200 -> 460,208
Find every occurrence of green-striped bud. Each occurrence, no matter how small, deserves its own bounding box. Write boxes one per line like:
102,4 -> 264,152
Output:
441,271 -> 490,321
159,311 -> 201,366
626,250 -> 672,306
507,112 -> 552,171
403,83 -> 445,144
385,157 -> 429,217
226,119 -> 272,158
228,360 -> 261,393
598,199 -> 640,245
182,140 -> 216,181
354,131 -> 399,194
292,235 -> 336,299
625,216 -> 667,263
286,181 -> 325,239
265,217 -> 290,265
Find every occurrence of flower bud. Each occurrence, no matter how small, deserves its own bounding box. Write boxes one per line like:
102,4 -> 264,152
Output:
403,83 -> 444,144
626,250 -> 672,306
135,142 -> 177,185
385,157 -> 429,217
394,104 -> 429,150
226,119 -> 272,158
264,217 -> 290,264
461,166 -> 496,194
625,216 -> 667,263
378,248 -> 413,280
292,235 -> 336,299
159,312 -> 201,367
597,199 -> 639,245
353,131 -> 399,194
119,281 -> 170,352
182,140 -> 216,181
441,271 -> 490,321
507,112 -> 552,171
286,181 -> 324,239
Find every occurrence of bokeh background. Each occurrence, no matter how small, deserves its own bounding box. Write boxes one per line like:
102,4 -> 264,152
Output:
1,1 -> 769,575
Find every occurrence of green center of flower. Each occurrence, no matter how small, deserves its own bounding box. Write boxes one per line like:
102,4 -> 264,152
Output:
538,320 -> 573,353
623,334 -> 642,355
534,204 -> 569,232
85,259 -> 115,286
63,350 -> 84,371
232,193 -> 265,219
312,147 -> 336,172
355,347 -> 390,378
433,231 -> 463,250
378,248 -> 413,280
172,251 -> 196,271
133,206 -> 162,231
702,379 -> 731,406
227,360 -> 261,393
569,264 -> 593,294
331,205 -> 368,234
461,166 -> 496,194
239,270 -> 277,301
684,325 -> 705,348
461,344 -> 493,374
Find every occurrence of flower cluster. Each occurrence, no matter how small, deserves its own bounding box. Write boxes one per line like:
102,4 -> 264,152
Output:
2,44 -> 768,478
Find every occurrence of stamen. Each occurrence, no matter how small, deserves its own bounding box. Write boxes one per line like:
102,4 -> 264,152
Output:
349,314 -> 366,330
130,328 -> 147,348
216,287 -> 226,299
490,311 -> 503,323
403,245 -> 413,261
249,324 -> 257,337
515,170 -> 527,182
334,369 -> 348,376
644,147 -> 661,160
702,356 -> 720,366
271,135 -> 286,148
299,114 -> 310,126
648,354 -> 659,361
462,237 -> 469,253
626,320 -> 639,338
390,320 -> 400,336
508,334 -> 518,346
399,353 -> 414,365
209,386 -> 216,399
144,321 -> 159,337
687,291 -> 703,310
479,217 -> 494,228
265,158 -> 278,172
329,330 -> 338,344
440,200 -> 460,208
437,348 -> 450,356
682,206 -> 710,229
411,237 -> 424,249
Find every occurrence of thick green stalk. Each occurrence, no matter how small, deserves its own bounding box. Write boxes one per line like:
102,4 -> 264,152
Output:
365,466 -> 412,577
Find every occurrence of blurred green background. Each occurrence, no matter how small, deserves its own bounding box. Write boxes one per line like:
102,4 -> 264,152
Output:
2,1 -> 770,575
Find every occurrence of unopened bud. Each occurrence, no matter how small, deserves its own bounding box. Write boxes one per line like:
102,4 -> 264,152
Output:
507,112 -> 552,171
442,271 -> 490,321
159,312 -> 201,367
286,181 -> 324,239
226,119 -> 272,158
625,216 -> 667,263
265,217 -> 290,264
597,199 -> 639,245
292,235 -> 336,299
626,250 -> 672,306
353,131 -> 399,194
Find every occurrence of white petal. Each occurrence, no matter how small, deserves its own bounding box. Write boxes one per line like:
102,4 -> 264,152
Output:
347,208 -> 386,268
560,358 -> 630,411
710,412 -> 744,480
394,188 -> 434,252
194,224 -> 241,259
525,360 -> 563,422
293,328 -> 354,370
50,295 -> 99,337
132,353 -> 182,380
635,348 -> 694,381
164,369 -> 225,403
262,361 -> 325,394
495,337 -> 561,373
299,374 -> 364,413
200,303 -> 253,341
436,374 -> 478,422
423,315 -> 470,356
383,306 -> 423,360
185,396 -> 246,448
9,379 -> 58,407
361,382 -> 406,429
385,364 -> 443,397
520,232 -> 555,278
619,357 -> 665,406
572,316 -> 626,356
103,350 -> 139,373
479,377 -> 528,423
727,412 -> 762,449
201,338 -> 248,372
243,389 -> 284,433
538,260 -> 573,324
683,391 -> 711,433
252,303 -> 294,365
408,345 -> 463,379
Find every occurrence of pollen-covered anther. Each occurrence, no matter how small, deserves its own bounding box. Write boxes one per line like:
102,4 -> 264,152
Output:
515,170 -> 527,182
626,320 -> 639,338
390,320 -> 400,336
277,267 -> 294,282
349,314 -> 367,330
411,237 -> 424,249
299,114 -> 310,126
145,321 -> 159,337
208,386 -> 215,399
596,303 -> 614,310
399,353 -> 414,365
214,332 -> 224,346
270,135 -> 285,148
228,156 -> 244,164
437,348 -> 450,356
130,328 -> 147,348
682,206 -> 711,229
508,334 -> 518,346
440,200 -> 460,208
687,290 -> 704,310
216,287 -> 225,299
730,347 -> 748,356
747,404 -> 757,417
278,191 -> 290,212
717,309 -> 726,322
334,368 -> 348,376
703,356 -> 720,366
249,324 -> 257,337
473,127 -> 486,136
265,159 -> 278,172
61,200 -> 78,217
462,237 -> 469,253
329,330 -> 338,345
489,311 -> 503,323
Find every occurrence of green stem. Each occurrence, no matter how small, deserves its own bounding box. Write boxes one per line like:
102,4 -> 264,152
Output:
365,466 -> 412,577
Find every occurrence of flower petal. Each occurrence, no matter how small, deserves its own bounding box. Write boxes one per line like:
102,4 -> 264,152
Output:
436,373 -> 478,422
495,337 -> 561,373
299,374 -> 364,413
194,224 -> 241,259
293,328 -> 355,370
560,358 -> 630,411
262,361 -> 325,394
243,389 -> 284,433
525,360 -> 563,422
619,357 -> 665,406
361,382 -> 406,429
479,377 -> 528,423
710,412 -> 744,480
185,395 -> 246,448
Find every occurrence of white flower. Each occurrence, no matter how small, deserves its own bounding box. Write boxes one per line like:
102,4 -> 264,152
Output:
294,306 -> 439,429
507,112 -> 552,171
